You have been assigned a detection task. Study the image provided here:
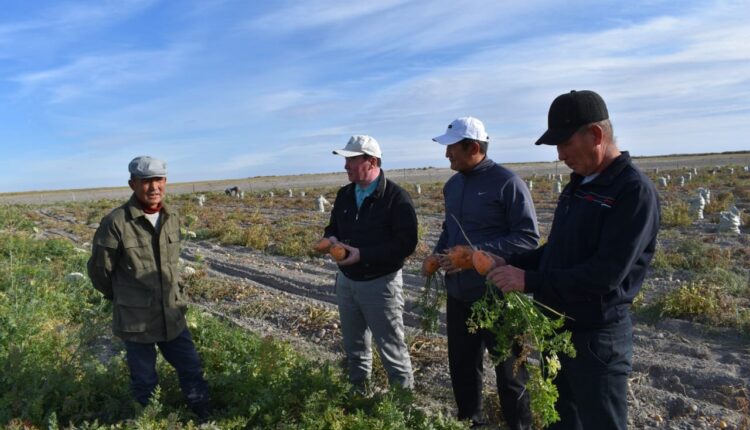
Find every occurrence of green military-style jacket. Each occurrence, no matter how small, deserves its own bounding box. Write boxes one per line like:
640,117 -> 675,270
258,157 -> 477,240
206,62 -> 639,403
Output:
87,195 -> 188,343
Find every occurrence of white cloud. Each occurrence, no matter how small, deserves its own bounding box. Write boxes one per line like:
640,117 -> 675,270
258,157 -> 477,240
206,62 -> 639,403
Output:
13,46 -> 191,103
249,0 -> 411,31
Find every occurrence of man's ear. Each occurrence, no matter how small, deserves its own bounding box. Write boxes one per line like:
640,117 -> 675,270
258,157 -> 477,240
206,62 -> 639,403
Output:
590,124 -> 604,147
470,141 -> 482,155
128,179 -> 135,191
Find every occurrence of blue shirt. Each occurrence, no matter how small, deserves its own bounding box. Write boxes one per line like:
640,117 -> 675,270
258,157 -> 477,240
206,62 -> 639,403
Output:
355,180 -> 378,209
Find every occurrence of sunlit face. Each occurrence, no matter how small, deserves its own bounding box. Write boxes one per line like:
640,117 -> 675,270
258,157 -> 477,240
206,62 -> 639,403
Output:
556,126 -> 599,176
445,141 -> 476,173
344,155 -> 377,185
129,176 -> 167,208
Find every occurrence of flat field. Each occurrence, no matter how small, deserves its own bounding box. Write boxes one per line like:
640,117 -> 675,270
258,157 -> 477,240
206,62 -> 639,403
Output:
1,151 -> 749,429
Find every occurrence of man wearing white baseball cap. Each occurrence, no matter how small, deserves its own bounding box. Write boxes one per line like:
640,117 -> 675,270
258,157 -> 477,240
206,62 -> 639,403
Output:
320,135 -> 417,393
428,117 -> 539,429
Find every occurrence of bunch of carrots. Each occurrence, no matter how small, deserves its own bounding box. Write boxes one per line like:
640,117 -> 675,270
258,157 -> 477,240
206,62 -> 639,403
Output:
421,245 -> 576,428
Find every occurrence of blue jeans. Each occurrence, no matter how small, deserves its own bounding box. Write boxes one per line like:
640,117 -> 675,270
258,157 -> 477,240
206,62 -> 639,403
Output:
123,328 -> 209,407
549,316 -> 633,430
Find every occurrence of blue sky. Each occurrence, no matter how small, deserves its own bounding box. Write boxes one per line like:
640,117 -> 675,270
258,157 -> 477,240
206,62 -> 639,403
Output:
0,0 -> 748,192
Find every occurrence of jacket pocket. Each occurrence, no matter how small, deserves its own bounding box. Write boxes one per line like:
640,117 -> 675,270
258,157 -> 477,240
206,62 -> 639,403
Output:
114,289 -> 152,333
122,236 -> 154,270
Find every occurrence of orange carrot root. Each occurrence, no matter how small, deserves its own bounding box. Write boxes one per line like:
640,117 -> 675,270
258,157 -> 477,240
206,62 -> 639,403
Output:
472,250 -> 496,275
313,238 -> 332,253
329,244 -> 348,261
447,245 -> 474,270
422,255 -> 441,276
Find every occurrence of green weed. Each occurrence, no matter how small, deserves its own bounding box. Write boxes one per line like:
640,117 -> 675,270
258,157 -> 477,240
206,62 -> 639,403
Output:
660,200 -> 692,228
651,238 -> 732,272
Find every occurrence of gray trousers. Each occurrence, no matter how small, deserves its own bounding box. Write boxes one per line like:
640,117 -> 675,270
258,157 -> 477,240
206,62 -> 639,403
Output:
335,270 -> 414,389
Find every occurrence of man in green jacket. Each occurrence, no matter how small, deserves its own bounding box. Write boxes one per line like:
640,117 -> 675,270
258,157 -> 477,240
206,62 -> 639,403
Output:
87,156 -> 210,418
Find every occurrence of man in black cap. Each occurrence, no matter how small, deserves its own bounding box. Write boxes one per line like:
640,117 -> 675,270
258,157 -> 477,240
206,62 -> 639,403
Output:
486,90 -> 660,429
88,156 -> 211,419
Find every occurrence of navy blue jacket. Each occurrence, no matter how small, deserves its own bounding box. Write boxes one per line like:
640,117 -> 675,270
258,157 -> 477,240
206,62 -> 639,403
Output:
324,171 -> 418,281
509,152 -> 660,329
436,158 -> 540,302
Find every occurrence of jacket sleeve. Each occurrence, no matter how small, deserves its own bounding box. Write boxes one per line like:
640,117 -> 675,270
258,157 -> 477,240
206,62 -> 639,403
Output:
323,188 -> 344,239
479,175 -> 540,258
359,189 -> 418,264
523,179 -> 660,297
87,219 -> 121,300
509,245 -> 546,271
433,182 -> 449,253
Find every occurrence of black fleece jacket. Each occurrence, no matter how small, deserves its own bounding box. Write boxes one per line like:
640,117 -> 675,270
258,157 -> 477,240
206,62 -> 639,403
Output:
509,152 -> 660,329
324,171 -> 418,281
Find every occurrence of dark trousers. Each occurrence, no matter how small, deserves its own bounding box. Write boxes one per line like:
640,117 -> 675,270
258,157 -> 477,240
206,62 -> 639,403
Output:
447,295 -> 532,430
124,328 -> 209,407
549,317 -> 633,430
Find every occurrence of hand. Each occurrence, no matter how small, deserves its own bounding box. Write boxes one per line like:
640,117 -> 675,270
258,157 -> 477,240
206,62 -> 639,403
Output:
490,254 -> 507,268
336,243 -> 360,266
487,265 -> 526,294
437,254 -> 461,275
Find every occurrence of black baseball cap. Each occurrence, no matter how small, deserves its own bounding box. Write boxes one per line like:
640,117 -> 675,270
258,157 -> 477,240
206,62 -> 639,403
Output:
534,90 -> 609,145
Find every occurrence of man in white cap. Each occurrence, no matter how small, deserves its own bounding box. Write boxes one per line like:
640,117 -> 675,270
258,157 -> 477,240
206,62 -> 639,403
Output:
319,135 -> 418,393
430,118 -> 539,429
88,156 -> 210,419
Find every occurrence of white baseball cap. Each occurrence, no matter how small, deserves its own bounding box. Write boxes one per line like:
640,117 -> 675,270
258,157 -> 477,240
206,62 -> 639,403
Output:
432,116 -> 489,145
332,135 -> 382,158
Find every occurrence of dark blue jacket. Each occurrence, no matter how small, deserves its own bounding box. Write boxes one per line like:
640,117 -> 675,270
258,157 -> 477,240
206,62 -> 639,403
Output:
436,158 -> 540,302
509,152 -> 660,329
324,171 -> 418,281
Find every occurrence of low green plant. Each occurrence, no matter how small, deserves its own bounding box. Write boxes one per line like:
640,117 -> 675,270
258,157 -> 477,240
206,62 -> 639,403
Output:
467,284 -> 576,428
660,200 -> 692,228
416,271 -> 445,333
704,191 -> 734,215
654,278 -> 750,335
0,218 -> 463,428
651,238 -> 732,272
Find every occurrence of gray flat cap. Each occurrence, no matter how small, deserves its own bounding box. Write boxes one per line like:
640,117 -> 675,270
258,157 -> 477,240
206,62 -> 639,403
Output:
129,156 -> 167,178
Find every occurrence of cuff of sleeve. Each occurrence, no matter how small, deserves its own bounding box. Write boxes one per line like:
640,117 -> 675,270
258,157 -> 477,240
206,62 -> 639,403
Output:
524,271 -> 543,294
508,254 -> 521,266
358,247 -> 371,264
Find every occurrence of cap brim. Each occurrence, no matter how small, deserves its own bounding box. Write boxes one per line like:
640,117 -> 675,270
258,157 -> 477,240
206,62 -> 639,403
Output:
432,134 -> 464,145
133,174 -> 166,178
332,149 -> 364,157
534,127 -> 578,146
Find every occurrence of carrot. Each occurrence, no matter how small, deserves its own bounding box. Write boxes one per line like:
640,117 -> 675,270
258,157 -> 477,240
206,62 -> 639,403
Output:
472,250 -> 496,275
329,244 -> 348,261
447,245 -> 474,270
422,255 -> 441,276
313,238 -> 332,253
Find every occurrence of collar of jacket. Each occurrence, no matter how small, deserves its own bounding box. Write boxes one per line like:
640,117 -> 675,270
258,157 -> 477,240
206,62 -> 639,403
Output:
126,194 -> 171,219
461,157 -> 495,177
570,151 -> 631,187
